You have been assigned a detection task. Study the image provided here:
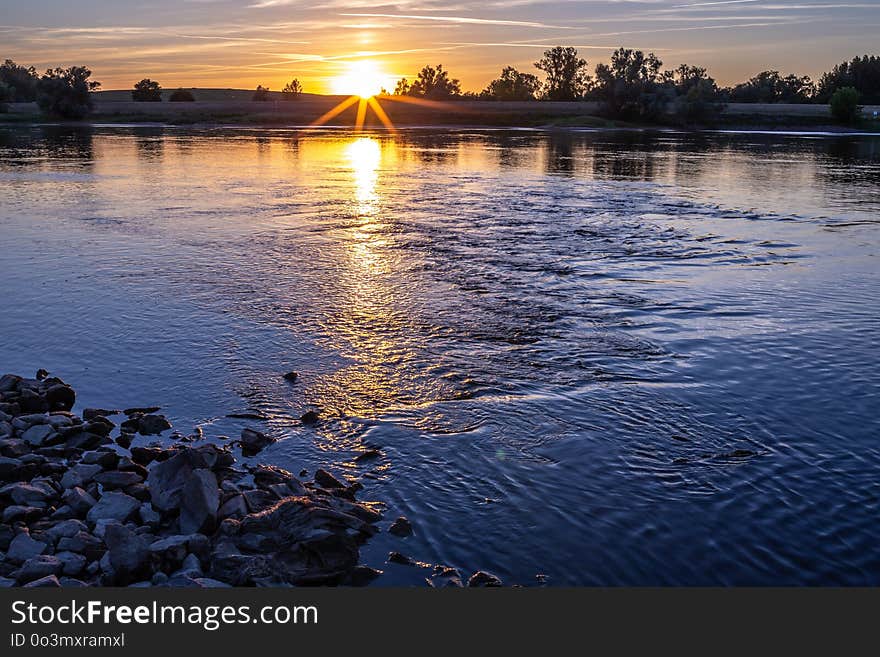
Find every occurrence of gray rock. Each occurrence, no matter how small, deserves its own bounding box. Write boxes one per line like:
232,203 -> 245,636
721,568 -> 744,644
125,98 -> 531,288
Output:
12,413 -> 49,431
86,491 -> 140,523
179,469 -> 219,534
83,408 -> 120,420
314,469 -> 346,489
16,555 -> 63,583
60,463 -> 103,489
388,516 -> 413,537
0,456 -> 21,479
138,503 -> 161,526
3,506 -> 44,523
2,481 -> 54,506
147,450 -> 193,512
218,494 -> 247,519
467,570 -> 503,587
81,450 -> 119,469
193,577 -> 231,588
23,574 -> 61,587
105,524 -> 150,582
138,414 -> 172,435
45,384 -> 75,412
55,551 -> 87,576
94,471 -> 143,488
45,519 -> 88,542
57,532 -> 103,560
0,577 -> 14,587
21,424 -> 54,446
240,428 -> 274,456
62,487 -> 97,515
92,519 -> 122,539
7,533 -> 48,564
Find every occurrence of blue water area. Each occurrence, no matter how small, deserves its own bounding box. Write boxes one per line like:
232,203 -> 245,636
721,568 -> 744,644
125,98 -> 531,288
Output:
1,125 -> 878,585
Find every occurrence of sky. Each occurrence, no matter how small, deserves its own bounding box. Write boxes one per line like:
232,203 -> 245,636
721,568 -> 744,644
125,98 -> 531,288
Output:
2,0 -> 878,93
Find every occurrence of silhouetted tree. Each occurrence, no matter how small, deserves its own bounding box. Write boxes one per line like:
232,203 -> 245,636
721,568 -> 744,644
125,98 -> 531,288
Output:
727,70 -> 815,103
594,48 -> 672,119
0,59 -> 39,102
670,65 -> 723,122
408,65 -> 461,99
830,87 -> 861,124
281,78 -> 302,100
534,47 -> 590,100
36,66 -> 100,119
252,85 -> 270,101
482,67 -> 541,100
132,78 -> 162,102
393,78 -> 410,95
169,88 -> 195,102
0,82 -> 9,113
817,55 -> 880,104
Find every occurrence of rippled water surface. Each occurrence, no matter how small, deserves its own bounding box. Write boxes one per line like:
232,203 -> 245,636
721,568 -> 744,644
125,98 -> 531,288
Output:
1,125 -> 879,585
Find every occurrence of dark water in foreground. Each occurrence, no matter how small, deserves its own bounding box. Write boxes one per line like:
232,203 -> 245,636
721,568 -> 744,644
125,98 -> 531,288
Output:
1,125 -> 879,585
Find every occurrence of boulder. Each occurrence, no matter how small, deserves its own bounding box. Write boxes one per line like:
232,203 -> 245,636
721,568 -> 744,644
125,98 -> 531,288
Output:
138,414 -> 172,435
16,555 -> 63,584
240,428 -> 274,457
62,487 -> 97,515
23,575 -> 61,588
105,524 -> 150,582
21,424 -> 54,446
60,463 -> 103,489
86,491 -> 140,523
314,469 -> 346,489
179,470 -> 219,534
467,570 -> 503,587
146,449 -> 194,512
45,384 -> 75,411
388,516 -> 413,537
7,533 -> 48,564
94,471 -> 143,489
54,551 -> 87,576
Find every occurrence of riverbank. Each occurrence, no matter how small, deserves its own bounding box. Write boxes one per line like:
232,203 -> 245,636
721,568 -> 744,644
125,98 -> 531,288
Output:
3,97 -> 879,131
0,371 -> 501,587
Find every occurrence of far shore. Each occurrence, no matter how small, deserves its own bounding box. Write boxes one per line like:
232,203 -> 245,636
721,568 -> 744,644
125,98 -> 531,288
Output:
2,94 -> 879,132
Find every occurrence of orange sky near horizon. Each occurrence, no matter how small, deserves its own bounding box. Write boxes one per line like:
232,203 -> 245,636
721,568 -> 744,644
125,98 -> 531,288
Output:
3,1 -> 879,94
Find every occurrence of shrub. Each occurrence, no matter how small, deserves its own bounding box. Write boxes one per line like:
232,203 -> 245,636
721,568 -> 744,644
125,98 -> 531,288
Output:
252,85 -> 270,101
36,66 -> 100,119
169,88 -> 195,102
132,79 -> 162,102
281,79 -> 302,100
830,87 -> 862,124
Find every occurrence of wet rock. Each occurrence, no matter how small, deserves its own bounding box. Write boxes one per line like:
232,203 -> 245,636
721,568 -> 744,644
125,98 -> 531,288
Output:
218,494 -> 248,519
130,446 -> 163,466
62,487 -> 97,515
314,469 -> 346,489
7,533 -> 48,564
83,417 -> 114,437
387,552 -> 416,566
300,410 -> 320,425
83,408 -> 120,420
138,414 -> 172,435
240,428 -> 274,457
241,489 -> 275,513
388,516 -> 413,537
147,449 -> 195,512
124,407 -> 160,416
81,450 -> 119,469
60,463 -> 103,489
19,389 -> 49,413
16,555 -> 63,584
94,471 -> 143,489
115,433 -> 133,449
348,565 -> 382,586
467,570 -> 503,587
86,491 -> 140,523
354,449 -> 382,462
23,574 -> 60,588
21,424 -> 54,446
283,371 -> 298,383
45,384 -> 75,412
179,470 -> 219,534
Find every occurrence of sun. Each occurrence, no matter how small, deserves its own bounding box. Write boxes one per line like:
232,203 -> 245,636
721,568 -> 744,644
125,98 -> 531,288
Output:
331,60 -> 393,98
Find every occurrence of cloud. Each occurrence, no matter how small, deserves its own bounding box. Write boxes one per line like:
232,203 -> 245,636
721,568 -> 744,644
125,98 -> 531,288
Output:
339,13 -> 577,28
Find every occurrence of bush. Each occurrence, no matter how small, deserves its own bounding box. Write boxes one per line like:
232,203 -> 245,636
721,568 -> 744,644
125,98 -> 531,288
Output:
0,60 -> 39,102
132,78 -> 162,102
830,87 -> 861,124
281,79 -> 302,100
36,66 -> 100,119
252,85 -> 270,101
169,88 -> 195,102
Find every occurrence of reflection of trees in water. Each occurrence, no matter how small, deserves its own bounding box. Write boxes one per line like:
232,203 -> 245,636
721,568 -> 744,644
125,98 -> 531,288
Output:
35,126 -> 96,165
394,132 -> 460,164
133,127 -> 165,160
545,134 -> 575,175
822,137 -> 880,188
585,134 -> 661,181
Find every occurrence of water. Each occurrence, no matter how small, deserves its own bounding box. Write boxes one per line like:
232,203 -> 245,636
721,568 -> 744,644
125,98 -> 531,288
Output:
1,125 -> 879,585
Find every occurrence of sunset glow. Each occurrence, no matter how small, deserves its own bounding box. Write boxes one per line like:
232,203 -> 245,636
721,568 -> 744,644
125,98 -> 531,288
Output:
331,61 -> 394,99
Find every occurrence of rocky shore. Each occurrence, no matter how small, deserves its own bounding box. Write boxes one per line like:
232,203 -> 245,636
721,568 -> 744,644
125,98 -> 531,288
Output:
0,371 -> 504,587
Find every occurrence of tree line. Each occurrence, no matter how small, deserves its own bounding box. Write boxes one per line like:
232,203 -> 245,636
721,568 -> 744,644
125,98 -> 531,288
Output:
2,51 -> 877,124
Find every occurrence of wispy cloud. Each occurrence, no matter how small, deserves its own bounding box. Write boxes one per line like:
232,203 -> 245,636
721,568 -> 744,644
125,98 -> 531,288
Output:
339,13 -> 576,28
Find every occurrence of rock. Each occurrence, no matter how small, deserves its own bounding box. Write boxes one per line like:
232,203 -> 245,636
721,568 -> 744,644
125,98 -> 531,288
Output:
467,570 -> 503,587
138,503 -> 161,526
387,551 -> 417,566
241,489 -> 275,513
123,406 -> 160,416
115,434 -> 133,449
86,491 -> 140,523
62,487 -> 97,515
179,469 -> 219,534
45,519 -> 88,542
218,494 -> 248,519
105,524 -> 150,582
56,531 -> 103,561
16,555 -> 63,583
193,577 -> 231,588
0,577 -> 14,587
60,463 -> 103,489
0,374 -> 22,392
45,384 -> 75,411
81,450 -> 119,469
83,408 -> 120,420
3,506 -> 45,523
23,575 -> 61,588
94,471 -> 143,489
240,428 -> 274,457
147,449 -> 194,512
2,482 -> 53,506
7,533 -> 48,564
301,410 -> 320,425
21,424 -> 54,446
138,414 -> 172,435
388,516 -> 413,537
130,446 -> 163,466
314,469 -> 346,489
19,389 -> 49,413
83,417 -> 114,436
354,449 -> 382,462
349,565 -> 383,586
0,456 -> 21,480
283,371 -> 298,383
54,551 -> 87,576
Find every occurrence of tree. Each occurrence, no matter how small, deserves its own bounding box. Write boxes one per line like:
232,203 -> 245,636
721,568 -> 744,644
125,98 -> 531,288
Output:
594,48 -> 671,119
0,81 -> 9,113
408,65 -> 461,99
281,78 -> 302,100
482,67 -> 541,101
393,78 -> 410,96
817,55 -> 880,104
0,59 -> 39,102
534,47 -> 590,100
132,78 -> 162,102
252,85 -> 270,101
670,64 -> 723,122
36,66 -> 100,119
830,87 -> 861,124
727,70 -> 815,103
169,88 -> 195,102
